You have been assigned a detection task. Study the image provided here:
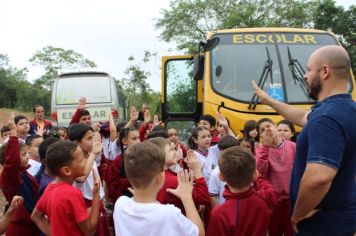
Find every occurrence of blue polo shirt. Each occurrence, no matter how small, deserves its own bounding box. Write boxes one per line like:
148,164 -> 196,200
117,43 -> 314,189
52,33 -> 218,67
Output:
290,94 -> 356,234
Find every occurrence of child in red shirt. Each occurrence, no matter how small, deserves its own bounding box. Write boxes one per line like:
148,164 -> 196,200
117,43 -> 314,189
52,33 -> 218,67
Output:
31,140 -> 100,236
70,97 -> 92,126
149,137 -> 210,213
0,113 -> 40,236
68,123 -> 110,236
207,146 -> 277,236
107,127 -> 140,202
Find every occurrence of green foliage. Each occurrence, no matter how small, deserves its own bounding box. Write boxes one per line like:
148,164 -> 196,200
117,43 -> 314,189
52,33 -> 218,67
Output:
156,0 -> 318,53
29,46 -> 96,89
167,79 -> 196,113
118,51 -> 161,114
156,0 -> 355,72
0,54 -> 51,113
165,60 -> 196,113
1,46 -> 97,116
314,0 -> 356,73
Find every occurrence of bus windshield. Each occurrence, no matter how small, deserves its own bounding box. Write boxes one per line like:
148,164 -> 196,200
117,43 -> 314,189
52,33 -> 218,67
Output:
56,74 -> 112,104
211,32 -> 339,103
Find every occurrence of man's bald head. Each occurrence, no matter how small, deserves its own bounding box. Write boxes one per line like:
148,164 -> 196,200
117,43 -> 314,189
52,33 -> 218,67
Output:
310,45 -> 351,79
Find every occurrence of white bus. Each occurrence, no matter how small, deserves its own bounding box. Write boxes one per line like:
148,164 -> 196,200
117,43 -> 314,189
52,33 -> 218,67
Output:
51,71 -> 126,127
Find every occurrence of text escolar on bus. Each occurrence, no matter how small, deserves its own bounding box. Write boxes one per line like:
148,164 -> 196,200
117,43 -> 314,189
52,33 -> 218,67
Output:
161,28 -> 356,142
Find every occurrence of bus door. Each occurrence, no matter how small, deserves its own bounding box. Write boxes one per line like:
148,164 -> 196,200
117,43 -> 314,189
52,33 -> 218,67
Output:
161,55 -> 203,145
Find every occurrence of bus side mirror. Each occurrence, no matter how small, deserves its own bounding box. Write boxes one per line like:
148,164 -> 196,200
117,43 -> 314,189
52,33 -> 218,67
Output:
193,54 -> 204,81
193,37 -> 219,81
205,37 -> 220,51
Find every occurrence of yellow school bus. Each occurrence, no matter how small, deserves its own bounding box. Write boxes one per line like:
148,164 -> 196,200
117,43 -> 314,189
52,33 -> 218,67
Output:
161,28 -> 356,139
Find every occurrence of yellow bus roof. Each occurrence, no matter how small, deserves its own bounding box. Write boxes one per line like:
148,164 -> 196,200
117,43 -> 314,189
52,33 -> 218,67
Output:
207,28 -> 336,38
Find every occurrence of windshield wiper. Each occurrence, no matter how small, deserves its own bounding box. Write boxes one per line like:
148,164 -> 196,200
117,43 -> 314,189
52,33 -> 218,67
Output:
287,46 -> 311,101
248,47 -> 273,110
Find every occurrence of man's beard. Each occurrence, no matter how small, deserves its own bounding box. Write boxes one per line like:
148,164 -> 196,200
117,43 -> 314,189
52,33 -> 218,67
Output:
307,75 -> 322,101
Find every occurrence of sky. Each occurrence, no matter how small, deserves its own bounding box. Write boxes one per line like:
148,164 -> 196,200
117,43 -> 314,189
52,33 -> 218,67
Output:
0,0 -> 354,92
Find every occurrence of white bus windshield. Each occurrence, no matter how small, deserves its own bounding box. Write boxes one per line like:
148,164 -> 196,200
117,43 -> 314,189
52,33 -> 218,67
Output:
56,74 -> 112,104
210,32 -> 342,103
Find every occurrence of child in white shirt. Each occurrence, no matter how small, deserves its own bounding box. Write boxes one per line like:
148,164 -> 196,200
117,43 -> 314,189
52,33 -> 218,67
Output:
113,142 -> 204,236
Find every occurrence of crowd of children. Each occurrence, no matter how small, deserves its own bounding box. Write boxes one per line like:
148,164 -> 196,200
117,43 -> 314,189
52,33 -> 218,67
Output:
0,99 -> 299,236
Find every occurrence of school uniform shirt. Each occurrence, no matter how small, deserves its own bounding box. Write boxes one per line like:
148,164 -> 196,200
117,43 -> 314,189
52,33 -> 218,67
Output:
108,139 -> 121,161
27,158 -> 41,176
0,136 -> 40,236
113,196 -> 199,236
35,182 -> 89,236
157,169 -> 210,214
207,177 -> 277,236
101,137 -> 111,160
194,145 -> 220,183
179,143 -> 188,158
107,154 -> 132,201
208,166 -> 226,206
210,129 -> 220,146
18,134 -> 29,143
73,162 -> 105,200
255,140 -> 296,199
69,108 -> 82,125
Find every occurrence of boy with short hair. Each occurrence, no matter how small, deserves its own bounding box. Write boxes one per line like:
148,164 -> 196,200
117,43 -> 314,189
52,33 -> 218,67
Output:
35,137 -> 60,196
0,125 -> 10,144
68,123 -> 109,236
208,136 -> 239,208
113,142 -> 205,236
31,140 -> 100,236
25,134 -> 43,176
70,97 -> 92,126
207,146 -> 277,236
14,115 -> 30,142
198,114 -> 220,145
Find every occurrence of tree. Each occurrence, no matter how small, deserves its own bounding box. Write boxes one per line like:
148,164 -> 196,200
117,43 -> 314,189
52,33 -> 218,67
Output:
314,1 -> 356,73
0,54 -> 29,109
156,0 -> 355,73
118,51 -> 161,114
156,0 -> 316,53
29,46 -> 97,89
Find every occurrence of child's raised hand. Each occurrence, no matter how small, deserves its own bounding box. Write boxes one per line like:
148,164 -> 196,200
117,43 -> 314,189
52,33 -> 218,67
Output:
166,169 -> 193,200
261,129 -> 274,147
7,112 -> 17,136
7,196 -> 24,214
78,97 -> 87,110
186,150 -> 201,172
35,129 -> 44,137
216,111 -> 228,128
94,122 -> 102,133
92,169 -> 100,195
92,141 -> 103,155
